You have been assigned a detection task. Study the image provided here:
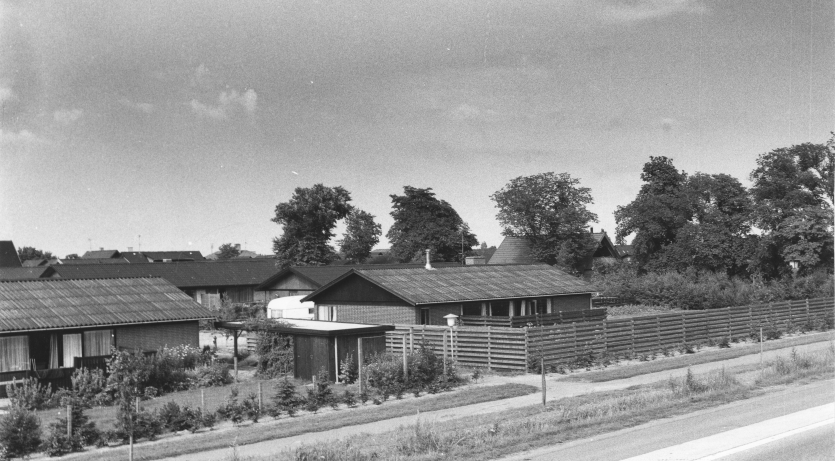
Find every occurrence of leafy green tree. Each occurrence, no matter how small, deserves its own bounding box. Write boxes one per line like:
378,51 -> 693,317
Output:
272,184 -> 353,268
64,253 -> 80,260
386,186 -> 477,262
217,243 -> 241,260
338,209 -> 382,264
491,172 -> 598,273
615,156 -> 691,270
749,139 -> 834,276
17,246 -> 53,261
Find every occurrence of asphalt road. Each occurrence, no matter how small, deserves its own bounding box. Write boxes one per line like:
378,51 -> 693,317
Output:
501,379 -> 834,461
716,422 -> 834,461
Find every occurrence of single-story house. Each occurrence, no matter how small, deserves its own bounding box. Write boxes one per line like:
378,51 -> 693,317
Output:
81,249 -> 121,259
488,229 -> 620,277
0,266 -> 58,280
301,264 -> 595,326
255,262 -> 461,300
0,277 -> 213,376
50,259 -> 281,304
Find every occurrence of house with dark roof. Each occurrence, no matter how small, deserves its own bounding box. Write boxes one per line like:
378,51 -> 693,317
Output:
58,257 -> 131,265
615,245 -> 634,260
0,241 -> 21,268
141,251 -> 205,262
81,249 -> 121,259
488,230 -> 620,277
0,277 -> 213,391
51,259 -> 281,304
302,264 -> 595,326
0,266 -> 58,280
255,263 -> 461,300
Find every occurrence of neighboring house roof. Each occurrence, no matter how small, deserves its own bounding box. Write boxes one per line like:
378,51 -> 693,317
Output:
120,251 -> 150,263
256,262 -> 462,291
0,266 -> 57,280
58,258 -> 131,265
0,277 -> 213,333
22,259 -> 50,267
81,250 -> 120,259
488,233 -> 620,266
51,259 -> 280,289
205,250 -> 261,260
303,264 -> 594,306
615,245 -> 634,258
0,241 -> 22,268
142,251 -> 205,262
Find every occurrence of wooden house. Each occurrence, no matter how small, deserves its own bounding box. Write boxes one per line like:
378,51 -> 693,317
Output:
302,264 -> 595,326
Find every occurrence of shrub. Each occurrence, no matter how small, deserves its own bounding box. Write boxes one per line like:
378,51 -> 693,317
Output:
71,367 -> 111,408
41,404 -> 100,456
254,332 -> 294,378
216,387 -> 259,424
272,376 -> 302,417
339,353 -> 358,384
7,377 -> 54,411
307,368 -> 336,409
341,390 -> 357,408
0,405 -> 41,459
364,353 -> 404,400
188,362 -> 233,388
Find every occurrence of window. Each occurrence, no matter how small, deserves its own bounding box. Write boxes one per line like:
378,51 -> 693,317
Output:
489,301 -> 510,317
62,334 -> 82,368
317,305 -> 338,321
420,308 -> 430,325
83,330 -> 113,356
0,336 -> 29,372
462,302 -> 482,316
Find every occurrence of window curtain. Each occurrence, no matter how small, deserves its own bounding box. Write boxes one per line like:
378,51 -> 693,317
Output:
49,334 -> 60,369
0,336 -> 30,372
62,334 -> 82,368
83,330 -> 112,356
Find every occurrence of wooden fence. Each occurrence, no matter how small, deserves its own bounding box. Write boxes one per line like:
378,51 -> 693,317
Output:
528,298 -> 834,369
460,309 -> 607,328
385,325 -> 528,371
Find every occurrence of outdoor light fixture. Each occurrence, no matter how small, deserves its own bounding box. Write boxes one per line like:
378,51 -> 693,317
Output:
444,313 -> 459,327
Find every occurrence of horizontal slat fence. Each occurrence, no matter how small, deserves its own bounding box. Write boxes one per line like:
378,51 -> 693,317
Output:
386,325 -> 528,371
460,309 -> 607,328
529,298 -> 834,370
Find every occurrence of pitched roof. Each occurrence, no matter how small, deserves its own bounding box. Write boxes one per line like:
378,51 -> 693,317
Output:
22,259 -> 50,267
489,233 -> 619,265
59,258 -> 131,265
0,266 -> 56,280
51,259 -> 280,288
615,245 -> 634,257
142,251 -> 205,262
82,250 -> 120,259
0,241 -> 21,268
256,262 -> 462,291
0,277 -> 213,332
304,264 -> 594,305
120,252 -> 150,263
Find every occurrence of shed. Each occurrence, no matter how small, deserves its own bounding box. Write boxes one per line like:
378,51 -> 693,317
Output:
218,320 -> 393,382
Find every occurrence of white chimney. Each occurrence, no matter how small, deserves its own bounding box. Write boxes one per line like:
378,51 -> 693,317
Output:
425,249 -> 433,270
235,243 -> 241,250
127,247 -> 133,252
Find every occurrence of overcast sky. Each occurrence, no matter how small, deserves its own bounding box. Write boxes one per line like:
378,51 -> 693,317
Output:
1,0 -> 832,258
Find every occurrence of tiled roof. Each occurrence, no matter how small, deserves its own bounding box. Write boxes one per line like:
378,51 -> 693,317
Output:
0,241 -> 21,268
142,251 -> 205,261
256,262 -> 461,290
0,266 -> 56,280
22,259 -> 49,267
487,236 -> 540,265
51,259 -> 280,288
59,258 -> 131,265
615,245 -> 634,257
120,252 -> 150,263
0,277 -> 213,332
81,250 -> 120,259
306,264 -> 594,305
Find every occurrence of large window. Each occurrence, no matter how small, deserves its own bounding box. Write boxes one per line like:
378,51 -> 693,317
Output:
83,330 -> 113,356
317,305 -> 337,321
63,334 -> 82,368
0,336 -> 29,372
489,300 -> 510,317
462,302 -> 482,316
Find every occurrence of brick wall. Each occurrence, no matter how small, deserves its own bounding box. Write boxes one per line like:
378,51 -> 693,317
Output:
115,321 -> 200,351
427,303 -> 462,325
331,304 -> 416,325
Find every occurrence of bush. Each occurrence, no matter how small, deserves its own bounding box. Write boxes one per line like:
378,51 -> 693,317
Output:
339,353 -> 358,384
71,367 -> 111,408
272,376 -> 302,417
253,332 -> 294,378
41,404 -> 100,456
216,387 -> 260,424
7,377 -> 54,411
306,368 -> 336,410
0,405 -> 41,459
188,363 -> 232,388
363,353 -> 403,400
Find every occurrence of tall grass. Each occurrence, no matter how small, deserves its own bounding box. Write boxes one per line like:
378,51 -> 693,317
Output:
278,348 -> 834,461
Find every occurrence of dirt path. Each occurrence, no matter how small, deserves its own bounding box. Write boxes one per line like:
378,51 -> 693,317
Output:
169,336 -> 833,460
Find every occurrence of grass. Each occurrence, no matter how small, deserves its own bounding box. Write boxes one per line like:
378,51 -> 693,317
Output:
276,344 -> 835,461
66,382 -> 537,460
561,331 -> 833,382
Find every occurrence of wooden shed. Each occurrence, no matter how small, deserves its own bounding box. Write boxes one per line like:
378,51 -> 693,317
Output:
219,320 -> 393,382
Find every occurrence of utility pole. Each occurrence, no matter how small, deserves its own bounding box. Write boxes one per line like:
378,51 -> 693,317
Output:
138,235 -> 141,252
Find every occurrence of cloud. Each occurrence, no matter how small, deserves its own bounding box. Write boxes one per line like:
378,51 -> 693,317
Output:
659,117 -> 680,132
118,98 -> 154,114
191,89 -> 258,121
595,0 -> 707,25
53,108 -> 83,125
0,129 -> 49,149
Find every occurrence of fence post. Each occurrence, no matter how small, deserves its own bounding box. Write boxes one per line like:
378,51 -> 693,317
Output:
805,299 -> 810,322
487,326 -> 492,370
524,327 -> 530,374
201,389 -> 205,417
630,319 -> 635,356
357,337 -> 364,395
258,382 -> 263,412
442,330 -> 448,376
759,327 -> 764,368
67,405 -> 72,439
541,356 -> 546,407
234,356 -> 238,382
402,334 -> 408,381
409,327 -> 414,352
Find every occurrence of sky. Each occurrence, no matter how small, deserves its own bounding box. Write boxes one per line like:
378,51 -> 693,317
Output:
1,0 -> 833,258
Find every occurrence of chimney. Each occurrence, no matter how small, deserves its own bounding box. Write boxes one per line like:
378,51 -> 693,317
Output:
589,227 -> 593,234
100,247 -> 104,251
127,247 -> 133,252
235,243 -> 241,250
425,249 -> 433,270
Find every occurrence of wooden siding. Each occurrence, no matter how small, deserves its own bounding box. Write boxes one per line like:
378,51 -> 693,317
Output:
331,304 -> 416,325
552,294 -> 591,312
294,335 -> 334,381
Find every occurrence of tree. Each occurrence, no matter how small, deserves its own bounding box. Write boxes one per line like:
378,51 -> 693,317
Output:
386,186 -> 477,262
491,172 -> 598,273
338,209 -> 382,264
615,157 -> 691,270
272,184 -> 353,268
17,246 -> 53,262
749,139 -> 834,276
64,253 -> 80,260
217,243 -> 241,260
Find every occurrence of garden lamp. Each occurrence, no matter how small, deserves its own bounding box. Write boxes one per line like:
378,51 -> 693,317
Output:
444,313 -> 459,327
